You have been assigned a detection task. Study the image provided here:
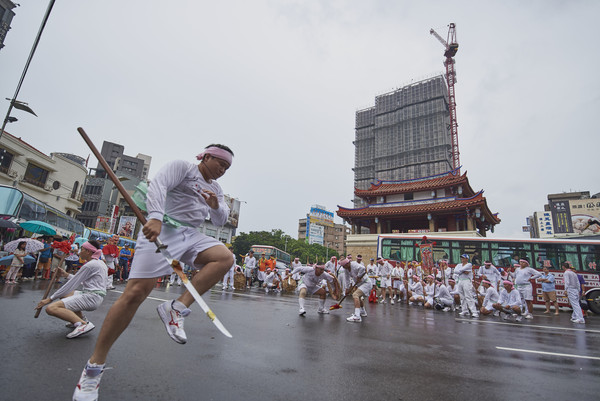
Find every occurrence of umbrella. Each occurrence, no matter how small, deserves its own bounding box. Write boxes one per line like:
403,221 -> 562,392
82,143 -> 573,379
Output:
74,237 -> 87,246
0,254 -> 36,266
3,238 -> 45,254
19,220 -> 57,236
0,219 -> 18,229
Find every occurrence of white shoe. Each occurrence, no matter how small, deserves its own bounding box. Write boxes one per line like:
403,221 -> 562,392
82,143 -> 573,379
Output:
317,308 -> 329,314
346,315 -> 362,323
391,299 -> 395,305
157,301 -> 189,344
525,313 -> 533,319
458,311 -> 470,317
66,322 -> 95,339
502,313 -> 512,321
471,313 -> 479,318
379,299 -> 385,304
73,364 -> 104,401
299,307 -> 306,316
409,301 -> 414,305
443,307 -> 451,312
515,315 -> 523,322
493,311 -> 500,317
360,309 -> 368,317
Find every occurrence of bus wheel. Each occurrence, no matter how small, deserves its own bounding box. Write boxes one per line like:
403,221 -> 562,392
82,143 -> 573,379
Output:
586,289 -> 600,315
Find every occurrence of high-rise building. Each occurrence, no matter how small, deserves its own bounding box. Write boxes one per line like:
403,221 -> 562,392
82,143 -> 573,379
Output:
0,0 -> 17,51
354,75 -> 452,207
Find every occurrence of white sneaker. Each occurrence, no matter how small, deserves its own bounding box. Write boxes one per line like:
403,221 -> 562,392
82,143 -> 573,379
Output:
515,315 -> 523,322
317,308 -> 330,314
443,307 -> 451,312
157,301 -> 190,344
471,313 -> 479,318
458,311 -> 470,317
502,313 -> 512,321
525,313 -> 533,319
493,311 -> 500,317
66,322 -> 95,339
299,307 -> 306,316
73,364 -> 104,401
346,315 -> 362,323
360,309 -> 368,317
391,299 -> 395,305
66,315 -> 88,328
379,299 -> 385,304
409,302 -> 414,305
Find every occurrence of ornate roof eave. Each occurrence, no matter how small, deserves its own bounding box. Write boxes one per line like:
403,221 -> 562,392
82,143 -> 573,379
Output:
338,190 -> 500,224
354,167 -> 476,197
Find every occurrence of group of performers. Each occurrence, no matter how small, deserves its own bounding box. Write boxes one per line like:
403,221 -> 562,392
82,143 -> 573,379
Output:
282,253 -> 587,326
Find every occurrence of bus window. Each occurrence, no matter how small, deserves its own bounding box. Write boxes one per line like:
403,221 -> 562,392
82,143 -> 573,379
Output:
0,186 -> 23,216
580,244 -> 600,272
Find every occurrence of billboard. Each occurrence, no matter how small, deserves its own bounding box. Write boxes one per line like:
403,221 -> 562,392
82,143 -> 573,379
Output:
95,216 -> 110,232
308,223 -> 324,245
117,215 -> 137,238
309,206 -> 334,227
534,211 -> 554,238
549,200 -> 572,233
569,199 -> 600,235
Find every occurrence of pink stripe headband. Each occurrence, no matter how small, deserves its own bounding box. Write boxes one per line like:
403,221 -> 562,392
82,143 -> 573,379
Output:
196,147 -> 233,166
82,242 -> 102,260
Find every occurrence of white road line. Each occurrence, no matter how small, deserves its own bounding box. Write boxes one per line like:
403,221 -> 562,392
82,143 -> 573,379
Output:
455,318 -> 600,334
110,289 -> 266,302
496,346 -> 600,361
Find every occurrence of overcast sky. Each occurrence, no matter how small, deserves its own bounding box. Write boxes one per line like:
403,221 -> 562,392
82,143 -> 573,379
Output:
1,1 -> 598,239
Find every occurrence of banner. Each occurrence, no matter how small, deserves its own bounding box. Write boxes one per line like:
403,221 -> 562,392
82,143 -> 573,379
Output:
117,215 -> 137,238
534,211 -> 554,238
224,195 -> 240,228
419,243 -> 434,271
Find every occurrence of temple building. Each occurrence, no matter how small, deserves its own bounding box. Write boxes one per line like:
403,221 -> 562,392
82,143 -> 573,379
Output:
337,168 -> 500,236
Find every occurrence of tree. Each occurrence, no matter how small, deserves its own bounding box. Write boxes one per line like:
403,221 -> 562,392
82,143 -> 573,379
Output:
232,230 -> 339,266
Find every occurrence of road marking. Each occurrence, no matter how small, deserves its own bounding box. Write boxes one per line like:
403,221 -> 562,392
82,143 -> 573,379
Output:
496,346 -> 600,361
455,318 -> 600,334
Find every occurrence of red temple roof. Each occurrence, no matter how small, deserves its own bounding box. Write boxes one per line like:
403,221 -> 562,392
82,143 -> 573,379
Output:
355,169 -> 474,197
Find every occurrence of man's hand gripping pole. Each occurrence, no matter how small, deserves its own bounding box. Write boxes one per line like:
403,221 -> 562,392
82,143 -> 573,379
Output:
77,127 -> 232,338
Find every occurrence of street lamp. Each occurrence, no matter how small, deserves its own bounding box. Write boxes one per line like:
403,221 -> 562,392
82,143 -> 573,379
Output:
108,176 -> 129,233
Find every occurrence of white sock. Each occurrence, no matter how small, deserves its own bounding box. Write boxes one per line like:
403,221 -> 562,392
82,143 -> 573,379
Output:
299,297 -> 305,309
360,307 -> 366,314
73,321 -> 82,328
318,299 -> 325,309
172,300 -> 187,312
354,308 -> 360,316
85,360 -> 105,377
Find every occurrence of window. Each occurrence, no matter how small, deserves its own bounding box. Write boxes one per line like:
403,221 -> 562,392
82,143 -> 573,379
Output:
404,193 -> 414,201
81,201 -> 99,212
71,181 -> 79,199
0,148 -> 14,174
24,163 -> 49,188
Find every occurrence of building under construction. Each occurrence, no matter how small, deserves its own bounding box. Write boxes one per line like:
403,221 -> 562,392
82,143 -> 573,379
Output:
354,75 -> 452,207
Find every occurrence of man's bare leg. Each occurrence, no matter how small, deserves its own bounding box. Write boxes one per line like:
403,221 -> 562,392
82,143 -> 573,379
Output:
89,278 -> 156,365
177,245 -> 232,308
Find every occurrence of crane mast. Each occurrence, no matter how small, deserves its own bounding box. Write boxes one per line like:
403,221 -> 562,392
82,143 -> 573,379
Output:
430,23 -> 460,171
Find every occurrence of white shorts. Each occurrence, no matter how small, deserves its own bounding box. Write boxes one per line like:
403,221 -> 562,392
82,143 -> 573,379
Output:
257,270 -> 266,281
298,283 -> 323,295
380,277 -> 391,288
516,284 -> 533,301
412,294 -> 424,301
392,279 -> 404,290
129,225 -> 226,279
62,290 -> 104,312
244,268 -> 254,278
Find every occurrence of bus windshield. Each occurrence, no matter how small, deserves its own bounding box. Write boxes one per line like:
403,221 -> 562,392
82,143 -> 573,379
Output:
250,245 -> 291,267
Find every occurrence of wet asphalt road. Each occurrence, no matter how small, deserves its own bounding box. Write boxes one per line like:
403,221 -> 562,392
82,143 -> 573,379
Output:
1,280 -> 599,401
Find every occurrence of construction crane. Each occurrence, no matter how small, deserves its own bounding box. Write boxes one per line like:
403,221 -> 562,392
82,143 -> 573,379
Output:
430,23 -> 460,171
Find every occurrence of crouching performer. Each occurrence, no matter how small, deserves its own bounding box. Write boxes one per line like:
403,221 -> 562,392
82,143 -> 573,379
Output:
338,257 -> 372,322
35,240 -> 107,339
492,280 -> 523,322
293,263 -> 340,315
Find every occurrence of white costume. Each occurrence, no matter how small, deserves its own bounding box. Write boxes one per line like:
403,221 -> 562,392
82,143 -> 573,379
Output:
512,266 -> 541,304
435,284 -> 454,307
378,261 -> 392,288
129,160 -> 229,279
478,264 -> 501,289
50,259 -> 108,312
482,286 -> 500,312
564,269 -> 585,323
454,261 -> 478,316
244,255 -> 256,278
222,253 -> 236,289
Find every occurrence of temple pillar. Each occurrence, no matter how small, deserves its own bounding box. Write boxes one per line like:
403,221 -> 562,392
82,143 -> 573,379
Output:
429,218 -> 435,232
467,217 -> 474,231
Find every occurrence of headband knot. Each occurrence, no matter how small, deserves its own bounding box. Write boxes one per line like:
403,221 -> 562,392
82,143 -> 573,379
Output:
82,242 -> 102,260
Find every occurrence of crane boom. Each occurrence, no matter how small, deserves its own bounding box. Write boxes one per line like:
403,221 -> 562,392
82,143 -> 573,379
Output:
430,23 -> 460,171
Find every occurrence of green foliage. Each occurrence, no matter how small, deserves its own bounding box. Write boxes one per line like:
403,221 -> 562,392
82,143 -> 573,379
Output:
232,229 -> 339,265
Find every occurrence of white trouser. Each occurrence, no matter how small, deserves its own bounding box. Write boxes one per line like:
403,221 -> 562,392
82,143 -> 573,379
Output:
567,288 -> 584,321
457,279 -> 477,314
223,269 -> 235,287
437,296 -> 453,306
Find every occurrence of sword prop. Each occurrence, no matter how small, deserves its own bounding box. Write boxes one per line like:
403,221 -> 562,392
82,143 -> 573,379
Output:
77,127 -> 232,338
